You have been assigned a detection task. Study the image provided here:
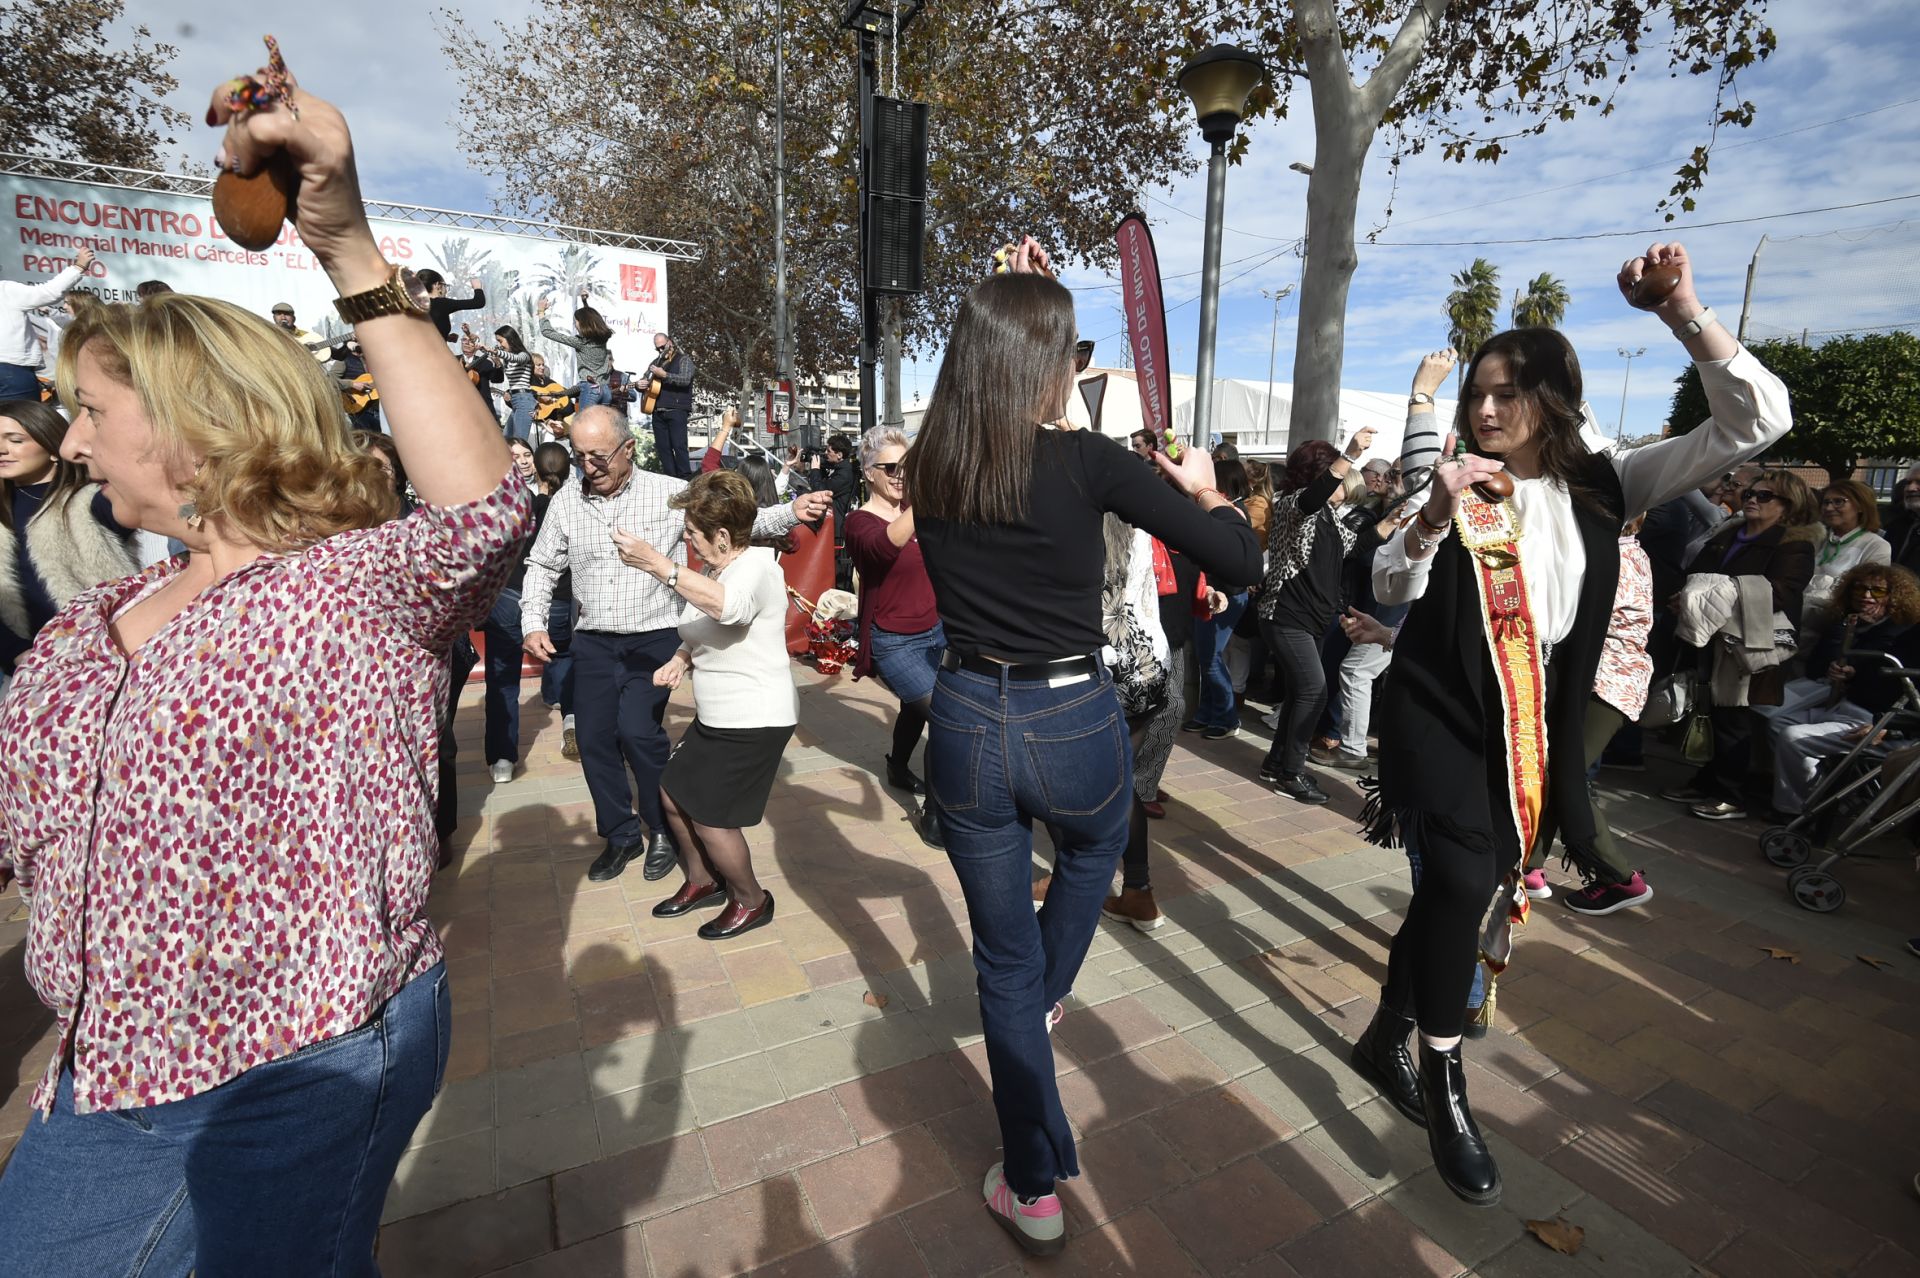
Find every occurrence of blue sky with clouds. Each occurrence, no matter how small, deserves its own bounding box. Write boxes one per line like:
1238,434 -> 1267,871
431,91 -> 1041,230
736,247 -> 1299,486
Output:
132,2 -> 1918,439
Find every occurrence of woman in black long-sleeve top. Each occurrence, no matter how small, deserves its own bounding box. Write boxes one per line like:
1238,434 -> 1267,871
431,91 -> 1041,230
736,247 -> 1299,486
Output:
906,248 -> 1258,1257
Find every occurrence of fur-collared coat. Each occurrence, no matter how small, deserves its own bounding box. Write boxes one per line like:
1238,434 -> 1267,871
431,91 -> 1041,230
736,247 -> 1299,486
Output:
1,483 -> 138,643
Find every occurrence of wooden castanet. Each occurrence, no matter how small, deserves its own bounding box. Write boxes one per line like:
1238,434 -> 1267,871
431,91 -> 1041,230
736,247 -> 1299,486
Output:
212,157 -> 301,251
1627,263 -> 1683,310
1473,472 -> 1515,501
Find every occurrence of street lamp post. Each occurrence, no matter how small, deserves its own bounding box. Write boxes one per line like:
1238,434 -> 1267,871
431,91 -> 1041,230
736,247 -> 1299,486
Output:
1259,285 -> 1292,442
1177,45 -> 1266,451
1616,346 -> 1646,440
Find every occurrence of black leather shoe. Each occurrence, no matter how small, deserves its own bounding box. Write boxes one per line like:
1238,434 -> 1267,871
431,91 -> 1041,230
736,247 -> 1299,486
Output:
651,880 -> 727,918
916,798 -> 945,851
698,890 -> 776,940
1273,771 -> 1329,806
885,752 -> 925,795
1419,1041 -> 1502,1206
1350,1004 -> 1426,1128
640,828 -> 679,882
588,837 -> 643,883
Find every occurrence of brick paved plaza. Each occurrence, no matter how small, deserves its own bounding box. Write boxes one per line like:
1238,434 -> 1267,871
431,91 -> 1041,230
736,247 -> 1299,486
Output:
3,667 -> 1916,1276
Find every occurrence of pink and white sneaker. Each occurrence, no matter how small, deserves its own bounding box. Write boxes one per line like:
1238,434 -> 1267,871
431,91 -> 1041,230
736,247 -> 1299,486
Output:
1522,869 -> 1552,901
1045,1001 -> 1065,1035
983,1162 -> 1065,1254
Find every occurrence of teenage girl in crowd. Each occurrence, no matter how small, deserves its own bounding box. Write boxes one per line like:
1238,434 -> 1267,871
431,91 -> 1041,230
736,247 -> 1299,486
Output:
1354,244 -> 1790,1208
905,239 -> 1260,1256
494,324 -> 535,441
539,295 -> 616,411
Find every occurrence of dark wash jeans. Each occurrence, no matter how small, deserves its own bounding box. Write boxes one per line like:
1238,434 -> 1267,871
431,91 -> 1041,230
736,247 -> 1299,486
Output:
0,962 -> 450,1276
928,662 -> 1131,1199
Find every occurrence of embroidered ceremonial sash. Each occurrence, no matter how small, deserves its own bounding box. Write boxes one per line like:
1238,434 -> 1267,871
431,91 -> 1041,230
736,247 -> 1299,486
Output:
1453,491 -> 1550,862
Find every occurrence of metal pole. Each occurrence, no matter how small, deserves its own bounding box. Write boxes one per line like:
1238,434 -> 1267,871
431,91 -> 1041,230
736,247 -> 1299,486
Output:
856,28 -> 877,434
1737,234 -> 1769,343
1615,346 -> 1644,440
773,0 -> 788,380
1261,290 -> 1279,440
1191,138 -> 1228,448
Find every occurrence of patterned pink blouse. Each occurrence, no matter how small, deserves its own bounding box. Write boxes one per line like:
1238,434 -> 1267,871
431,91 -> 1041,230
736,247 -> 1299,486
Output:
1594,535 -> 1655,720
0,473 -> 530,1116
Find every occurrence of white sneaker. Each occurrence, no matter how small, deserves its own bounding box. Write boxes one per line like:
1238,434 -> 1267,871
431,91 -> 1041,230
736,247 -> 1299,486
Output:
490,760 -> 514,784
1260,707 -> 1281,730
983,1162 -> 1065,1255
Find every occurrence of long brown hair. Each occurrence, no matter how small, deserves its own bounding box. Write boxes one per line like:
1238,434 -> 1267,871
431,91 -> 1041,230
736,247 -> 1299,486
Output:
0,398 -> 90,515
1456,328 -> 1609,514
574,306 -> 612,343
904,273 -> 1076,524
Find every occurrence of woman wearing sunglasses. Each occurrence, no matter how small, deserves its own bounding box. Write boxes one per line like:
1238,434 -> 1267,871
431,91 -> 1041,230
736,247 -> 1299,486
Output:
844,425 -> 946,846
1662,468 -> 1820,820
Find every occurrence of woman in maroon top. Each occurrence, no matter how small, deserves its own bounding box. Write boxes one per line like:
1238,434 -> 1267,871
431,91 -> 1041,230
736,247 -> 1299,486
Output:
844,425 -> 945,847
0,79 -> 528,1271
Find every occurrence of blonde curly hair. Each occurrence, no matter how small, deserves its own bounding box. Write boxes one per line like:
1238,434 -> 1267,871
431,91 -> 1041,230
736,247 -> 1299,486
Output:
55,294 -> 399,551
1838,562 -> 1920,626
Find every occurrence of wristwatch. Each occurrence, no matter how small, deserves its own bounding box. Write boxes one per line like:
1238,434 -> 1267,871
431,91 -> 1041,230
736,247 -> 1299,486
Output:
1409,392 -> 1435,406
333,264 -> 431,326
666,565 -> 680,590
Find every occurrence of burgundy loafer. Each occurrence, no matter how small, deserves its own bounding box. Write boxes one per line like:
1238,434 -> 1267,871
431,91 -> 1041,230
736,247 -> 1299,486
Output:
652,880 -> 727,918
698,890 -> 776,941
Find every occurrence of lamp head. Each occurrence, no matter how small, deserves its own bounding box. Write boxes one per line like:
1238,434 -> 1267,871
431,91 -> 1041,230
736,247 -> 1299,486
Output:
1178,44 -> 1266,146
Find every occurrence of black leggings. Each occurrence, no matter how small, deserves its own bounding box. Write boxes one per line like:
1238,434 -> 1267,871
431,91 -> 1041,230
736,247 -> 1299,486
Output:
1381,819 -> 1503,1039
893,695 -> 931,766
1118,715 -> 1154,891
1260,620 -> 1326,775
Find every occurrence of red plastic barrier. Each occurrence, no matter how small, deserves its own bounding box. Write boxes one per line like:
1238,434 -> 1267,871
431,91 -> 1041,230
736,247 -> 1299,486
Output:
783,512 -> 837,655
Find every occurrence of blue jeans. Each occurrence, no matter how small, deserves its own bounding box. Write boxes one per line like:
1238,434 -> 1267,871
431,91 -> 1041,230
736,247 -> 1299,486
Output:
540,598 -> 577,713
506,390 -> 536,442
0,961 -> 449,1276
572,628 -> 682,842
929,663 -> 1131,1199
574,379 -> 611,410
0,363 -> 41,400
483,587 -> 525,765
1193,592 -> 1246,729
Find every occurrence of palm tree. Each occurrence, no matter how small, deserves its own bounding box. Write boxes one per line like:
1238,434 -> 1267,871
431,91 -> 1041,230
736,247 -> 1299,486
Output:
1511,273 -> 1571,329
1444,258 -> 1502,368
526,244 -> 606,309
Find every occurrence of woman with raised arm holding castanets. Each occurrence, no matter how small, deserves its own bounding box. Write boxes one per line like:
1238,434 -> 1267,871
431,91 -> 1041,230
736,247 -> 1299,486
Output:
1349,244 -> 1791,1208
0,44 -> 530,1272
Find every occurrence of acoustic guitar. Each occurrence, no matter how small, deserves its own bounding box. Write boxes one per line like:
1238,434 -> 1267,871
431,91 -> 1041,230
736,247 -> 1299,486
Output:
642,341 -> 675,414
533,381 -> 573,423
342,373 -> 378,416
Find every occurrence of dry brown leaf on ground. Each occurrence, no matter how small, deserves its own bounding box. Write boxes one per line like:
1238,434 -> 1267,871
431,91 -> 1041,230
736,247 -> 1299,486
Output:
1525,1217 -> 1586,1255
1760,946 -> 1801,964
863,990 -> 890,1009
1856,954 -> 1893,970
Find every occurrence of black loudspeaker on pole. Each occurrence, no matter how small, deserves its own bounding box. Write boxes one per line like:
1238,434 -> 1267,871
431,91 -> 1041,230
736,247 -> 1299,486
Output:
867,97 -> 928,295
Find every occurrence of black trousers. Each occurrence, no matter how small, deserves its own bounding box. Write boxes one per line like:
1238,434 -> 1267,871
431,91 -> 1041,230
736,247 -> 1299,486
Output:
1259,620 -> 1326,775
651,408 -> 692,479
572,628 -> 683,844
1381,818 -> 1503,1039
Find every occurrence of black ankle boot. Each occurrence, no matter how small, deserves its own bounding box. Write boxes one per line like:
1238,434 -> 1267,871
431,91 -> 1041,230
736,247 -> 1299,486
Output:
1418,1040 -> 1502,1206
1350,1005 -> 1425,1128
916,796 -> 945,850
885,752 -> 924,795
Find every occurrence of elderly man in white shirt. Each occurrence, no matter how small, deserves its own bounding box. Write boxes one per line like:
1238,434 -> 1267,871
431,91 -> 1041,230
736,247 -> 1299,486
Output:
0,249 -> 92,399
521,406 -> 831,882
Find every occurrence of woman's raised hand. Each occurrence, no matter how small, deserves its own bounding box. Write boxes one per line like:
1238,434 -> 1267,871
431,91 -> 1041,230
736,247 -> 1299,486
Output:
1412,349 -> 1456,397
1617,242 -> 1699,323
1424,433 -> 1506,526
1152,435 -> 1218,498
209,71 -> 379,286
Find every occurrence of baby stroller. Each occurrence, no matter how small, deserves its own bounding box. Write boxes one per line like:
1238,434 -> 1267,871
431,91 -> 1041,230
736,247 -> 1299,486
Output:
1757,652 -> 1920,913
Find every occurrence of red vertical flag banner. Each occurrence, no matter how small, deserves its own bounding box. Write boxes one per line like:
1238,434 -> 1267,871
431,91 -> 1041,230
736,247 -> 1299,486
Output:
1116,213 -> 1173,444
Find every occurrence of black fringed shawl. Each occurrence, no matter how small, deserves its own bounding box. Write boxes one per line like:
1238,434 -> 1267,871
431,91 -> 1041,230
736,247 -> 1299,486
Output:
1362,456 -> 1625,878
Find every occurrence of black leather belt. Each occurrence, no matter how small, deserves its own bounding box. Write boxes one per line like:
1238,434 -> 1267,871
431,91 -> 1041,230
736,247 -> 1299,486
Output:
939,650 -> 1102,682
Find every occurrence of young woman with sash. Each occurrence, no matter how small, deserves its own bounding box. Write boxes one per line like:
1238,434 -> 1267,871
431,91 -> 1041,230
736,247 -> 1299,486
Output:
1351,243 -> 1791,1207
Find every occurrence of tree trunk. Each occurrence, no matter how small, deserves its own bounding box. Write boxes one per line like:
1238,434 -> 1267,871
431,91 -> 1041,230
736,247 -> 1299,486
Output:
882,297 -> 905,429
1286,124 -> 1368,446
1285,0 -> 1447,447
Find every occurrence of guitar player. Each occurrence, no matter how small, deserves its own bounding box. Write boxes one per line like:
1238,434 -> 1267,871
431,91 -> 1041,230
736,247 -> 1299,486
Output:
328,337 -> 382,433
644,332 -> 696,478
